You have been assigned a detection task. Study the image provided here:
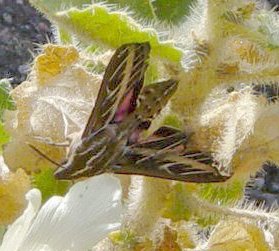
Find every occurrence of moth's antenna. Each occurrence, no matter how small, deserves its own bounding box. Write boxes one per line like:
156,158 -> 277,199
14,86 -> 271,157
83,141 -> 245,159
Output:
27,143 -> 61,167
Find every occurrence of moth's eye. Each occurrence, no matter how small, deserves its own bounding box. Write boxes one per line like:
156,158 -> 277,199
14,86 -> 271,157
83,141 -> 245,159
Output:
227,86 -> 235,93
138,120 -> 151,130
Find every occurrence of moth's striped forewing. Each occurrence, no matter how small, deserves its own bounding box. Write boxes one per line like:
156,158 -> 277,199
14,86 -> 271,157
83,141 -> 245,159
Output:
82,42 -> 150,138
113,126 -> 230,183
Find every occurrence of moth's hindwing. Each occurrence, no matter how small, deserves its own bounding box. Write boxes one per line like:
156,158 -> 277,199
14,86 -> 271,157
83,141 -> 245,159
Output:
136,79 -> 178,121
114,126 -> 230,183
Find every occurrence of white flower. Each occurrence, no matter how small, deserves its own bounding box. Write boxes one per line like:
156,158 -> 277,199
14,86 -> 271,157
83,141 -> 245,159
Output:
0,174 -> 122,251
0,156 -> 9,177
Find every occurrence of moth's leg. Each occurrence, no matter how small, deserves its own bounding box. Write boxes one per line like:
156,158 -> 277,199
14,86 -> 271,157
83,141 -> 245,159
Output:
31,135 -> 70,147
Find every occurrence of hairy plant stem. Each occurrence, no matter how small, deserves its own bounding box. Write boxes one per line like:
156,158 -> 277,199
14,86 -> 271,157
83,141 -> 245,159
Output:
193,195 -> 279,224
123,176 -> 172,237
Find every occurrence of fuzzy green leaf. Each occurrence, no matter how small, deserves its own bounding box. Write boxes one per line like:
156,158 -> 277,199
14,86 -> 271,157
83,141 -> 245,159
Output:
198,180 -> 245,205
196,214 -> 219,227
152,0 -> 194,24
162,114 -> 183,129
57,27 -> 73,44
0,123 -> 9,153
31,0 -> 193,24
110,229 -> 137,248
98,0 -> 156,21
29,0 -> 91,12
95,0 -> 194,23
162,183 -> 193,222
0,79 -> 14,152
32,168 -> 71,202
0,225 -> 5,243
30,0 -> 182,63
54,5 -> 182,63
0,79 -> 16,120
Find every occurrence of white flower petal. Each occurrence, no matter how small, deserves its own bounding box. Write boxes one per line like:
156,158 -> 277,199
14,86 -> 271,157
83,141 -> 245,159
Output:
0,189 -> 41,251
20,174 -> 122,251
0,156 -> 9,177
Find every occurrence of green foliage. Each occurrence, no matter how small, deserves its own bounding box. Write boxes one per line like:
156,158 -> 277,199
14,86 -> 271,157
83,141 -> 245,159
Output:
32,168 -> 71,202
110,229 -> 153,250
31,0 -> 194,24
162,114 -> 183,129
56,6 -> 182,62
30,1 -> 182,63
57,27 -> 73,44
0,225 -> 5,243
196,213 -> 219,227
0,79 -> 14,153
0,79 -> 16,120
97,0 -> 194,24
144,61 -> 159,85
198,180 -> 245,205
162,183 -> 193,222
30,0 -> 91,11
110,229 -> 137,249
98,0 -> 157,21
152,0 -> 193,23
0,123 -> 9,153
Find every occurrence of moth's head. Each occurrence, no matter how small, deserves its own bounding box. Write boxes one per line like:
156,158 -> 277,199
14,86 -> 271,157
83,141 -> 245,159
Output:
54,146 -> 88,180
54,162 -> 74,180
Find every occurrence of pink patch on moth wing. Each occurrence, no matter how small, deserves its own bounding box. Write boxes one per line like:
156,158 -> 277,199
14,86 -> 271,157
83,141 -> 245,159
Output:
128,121 -> 151,145
128,129 -> 141,144
114,89 -> 135,123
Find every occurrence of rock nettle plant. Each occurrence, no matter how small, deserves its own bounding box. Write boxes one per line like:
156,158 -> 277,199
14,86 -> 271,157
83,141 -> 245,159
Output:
0,0 -> 279,250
